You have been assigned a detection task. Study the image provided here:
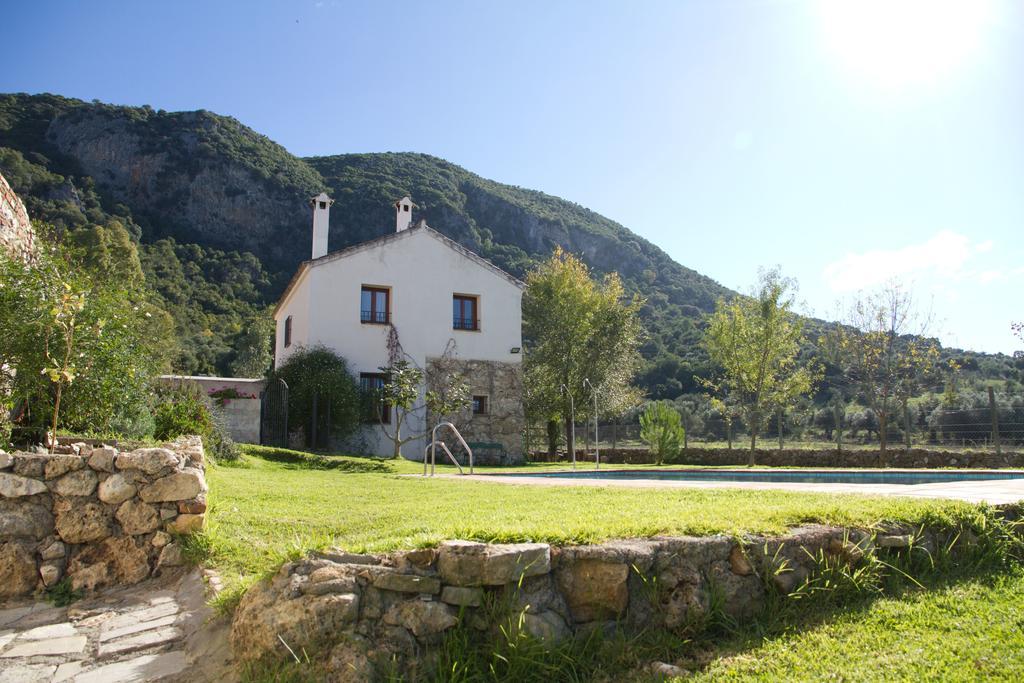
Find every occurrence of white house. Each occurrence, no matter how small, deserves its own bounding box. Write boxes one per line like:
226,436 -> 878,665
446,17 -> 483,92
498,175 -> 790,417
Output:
273,194 -> 526,461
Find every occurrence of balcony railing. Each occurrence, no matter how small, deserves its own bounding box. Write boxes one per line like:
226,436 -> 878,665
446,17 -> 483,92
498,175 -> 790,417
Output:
361,309 -> 390,324
453,317 -> 479,331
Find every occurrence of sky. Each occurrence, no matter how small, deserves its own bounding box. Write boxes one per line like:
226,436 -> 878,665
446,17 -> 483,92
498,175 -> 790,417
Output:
2,0 -> 1022,354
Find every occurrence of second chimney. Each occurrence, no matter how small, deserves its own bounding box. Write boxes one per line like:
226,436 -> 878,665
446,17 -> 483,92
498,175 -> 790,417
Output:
394,196 -> 415,232
310,192 -> 333,259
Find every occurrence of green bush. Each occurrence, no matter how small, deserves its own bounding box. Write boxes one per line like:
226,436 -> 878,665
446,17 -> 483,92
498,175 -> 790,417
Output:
639,401 -> 685,465
153,383 -> 238,462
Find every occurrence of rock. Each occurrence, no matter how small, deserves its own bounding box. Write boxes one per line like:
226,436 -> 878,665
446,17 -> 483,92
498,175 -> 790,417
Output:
71,442 -> 92,457
88,446 -> 117,473
327,640 -> 376,683
116,448 -> 180,475
139,469 -> 204,503
556,559 -> 629,622
383,600 -> 457,637
151,531 -> 171,548
40,540 -> 66,560
658,563 -> 709,629
523,610 -> 571,642
402,547 -> 437,569
97,473 -> 136,504
68,536 -> 150,591
116,500 -> 160,535
167,513 -> 205,534
0,450 -> 11,469
0,472 -> 48,498
729,544 -> 754,576
0,499 -> 54,539
372,571 -> 441,594
440,585 -> 483,607
0,541 -> 38,598
437,540 -> 551,586
160,506 -> 178,520
650,661 -> 690,679
157,543 -> 184,569
231,588 -> 359,664
177,495 -> 207,514
302,579 -> 358,596
51,468 -> 98,497
12,454 -> 47,478
54,499 -> 111,544
877,534 -> 914,548
44,454 -> 85,479
316,549 -> 380,565
40,562 -> 63,587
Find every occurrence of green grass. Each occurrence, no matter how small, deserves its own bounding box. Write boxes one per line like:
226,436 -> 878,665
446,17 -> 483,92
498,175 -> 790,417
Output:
202,445 -> 983,597
691,569 -> 1024,681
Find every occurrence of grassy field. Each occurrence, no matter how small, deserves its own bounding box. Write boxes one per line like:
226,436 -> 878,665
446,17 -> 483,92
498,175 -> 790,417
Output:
202,445 -> 981,597
691,569 -> 1024,681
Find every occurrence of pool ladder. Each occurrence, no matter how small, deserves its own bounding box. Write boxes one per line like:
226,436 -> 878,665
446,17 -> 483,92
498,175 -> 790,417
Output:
424,422 -> 474,476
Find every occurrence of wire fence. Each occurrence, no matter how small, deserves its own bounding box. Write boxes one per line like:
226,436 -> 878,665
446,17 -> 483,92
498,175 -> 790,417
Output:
526,393 -> 1024,454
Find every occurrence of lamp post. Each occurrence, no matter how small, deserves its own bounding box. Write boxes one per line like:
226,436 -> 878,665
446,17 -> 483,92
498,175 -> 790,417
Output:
583,378 -> 599,469
560,383 -> 576,470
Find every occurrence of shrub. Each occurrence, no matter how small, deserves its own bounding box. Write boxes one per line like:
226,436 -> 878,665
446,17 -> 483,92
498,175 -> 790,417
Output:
153,382 -> 238,461
266,345 -> 362,448
639,401 -> 685,465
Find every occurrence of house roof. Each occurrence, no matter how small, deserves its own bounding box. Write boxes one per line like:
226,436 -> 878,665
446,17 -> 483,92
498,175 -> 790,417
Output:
273,224 -> 525,316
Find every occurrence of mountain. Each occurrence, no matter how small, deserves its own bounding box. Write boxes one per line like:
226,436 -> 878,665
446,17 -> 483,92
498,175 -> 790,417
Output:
0,93 -> 729,394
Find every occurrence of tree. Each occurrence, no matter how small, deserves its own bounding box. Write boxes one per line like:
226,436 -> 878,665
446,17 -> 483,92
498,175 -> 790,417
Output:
824,281 -> 941,460
374,359 -> 470,459
231,311 -> 274,377
1,226 -> 171,444
639,402 -> 685,465
523,248 -> 643,460
702,268 -> 818,465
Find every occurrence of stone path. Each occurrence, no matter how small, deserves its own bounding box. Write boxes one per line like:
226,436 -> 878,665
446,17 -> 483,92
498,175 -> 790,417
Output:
0,569 -> 234,683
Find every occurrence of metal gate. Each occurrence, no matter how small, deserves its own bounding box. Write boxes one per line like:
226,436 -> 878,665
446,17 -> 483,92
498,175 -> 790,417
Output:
260,378 -> 289,447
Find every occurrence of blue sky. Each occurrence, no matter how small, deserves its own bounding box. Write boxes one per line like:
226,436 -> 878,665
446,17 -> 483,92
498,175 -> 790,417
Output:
3,0 -> 1022,354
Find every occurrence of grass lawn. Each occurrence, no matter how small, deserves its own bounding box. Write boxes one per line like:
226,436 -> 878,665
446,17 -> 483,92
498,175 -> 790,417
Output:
691,569 -> 1024,681
202,446 -> 983,596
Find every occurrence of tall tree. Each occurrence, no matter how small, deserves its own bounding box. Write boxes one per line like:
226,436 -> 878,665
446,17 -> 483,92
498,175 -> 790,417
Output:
824,281 -> 941,460
702,268 -> 818,464
522,248 -> 643,459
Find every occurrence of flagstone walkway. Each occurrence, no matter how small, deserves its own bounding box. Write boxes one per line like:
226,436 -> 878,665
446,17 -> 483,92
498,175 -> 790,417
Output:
0,569 -> 234,683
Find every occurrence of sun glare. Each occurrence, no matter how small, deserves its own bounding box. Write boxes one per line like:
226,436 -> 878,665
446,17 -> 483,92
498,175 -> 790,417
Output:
818,0 -> 994,90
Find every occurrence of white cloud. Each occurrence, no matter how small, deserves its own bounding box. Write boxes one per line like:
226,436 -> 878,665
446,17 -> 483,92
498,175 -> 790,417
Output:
822,229 -> 979,292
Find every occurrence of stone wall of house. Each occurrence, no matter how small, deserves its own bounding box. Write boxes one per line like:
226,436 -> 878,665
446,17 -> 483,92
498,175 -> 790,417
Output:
0,171 -> 35,264
230,522 -> 973,681
425,357 -> 525,464
531,446 -> 1024,469
0,436 -> 207,599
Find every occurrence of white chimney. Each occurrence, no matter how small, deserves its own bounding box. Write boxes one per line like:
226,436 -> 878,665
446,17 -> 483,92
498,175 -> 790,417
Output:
394,196 -> 416,232
310,192 -> 333,259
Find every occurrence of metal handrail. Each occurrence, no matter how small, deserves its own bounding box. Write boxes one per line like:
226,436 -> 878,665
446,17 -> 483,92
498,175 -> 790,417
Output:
424,441 -> 463,474
426,422 -> 474,476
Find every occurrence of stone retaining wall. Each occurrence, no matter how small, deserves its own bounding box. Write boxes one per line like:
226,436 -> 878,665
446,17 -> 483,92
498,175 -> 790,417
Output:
0,171 -> 35,264
533,446 -> 1024,469
0,436 -> 207,599
231,523 -> 963,680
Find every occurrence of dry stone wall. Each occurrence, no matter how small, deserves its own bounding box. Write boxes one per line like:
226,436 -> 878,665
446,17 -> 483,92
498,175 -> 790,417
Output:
0,171 -> 35,263
231,523 -> 951,681
0,436 -> 207,599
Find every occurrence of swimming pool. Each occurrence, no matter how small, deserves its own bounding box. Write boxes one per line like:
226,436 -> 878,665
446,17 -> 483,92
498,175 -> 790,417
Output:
486,468 -> 1024,486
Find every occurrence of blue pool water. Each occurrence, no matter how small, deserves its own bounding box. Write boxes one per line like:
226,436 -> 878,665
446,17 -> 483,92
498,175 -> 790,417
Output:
489,469 -> 1024,486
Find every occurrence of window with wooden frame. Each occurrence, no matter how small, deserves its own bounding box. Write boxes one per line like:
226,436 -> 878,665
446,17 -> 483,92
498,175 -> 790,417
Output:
361,286 -> 390,324
359,373 -> 390,424
284,316 -> 293,347
472,395 -> 488,415
453,294 -> 479,331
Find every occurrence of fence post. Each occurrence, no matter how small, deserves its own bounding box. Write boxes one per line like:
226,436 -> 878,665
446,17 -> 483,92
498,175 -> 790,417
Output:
834,404 -> 843,453
904,403 -> 912,451
989,386 -> 1001,455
